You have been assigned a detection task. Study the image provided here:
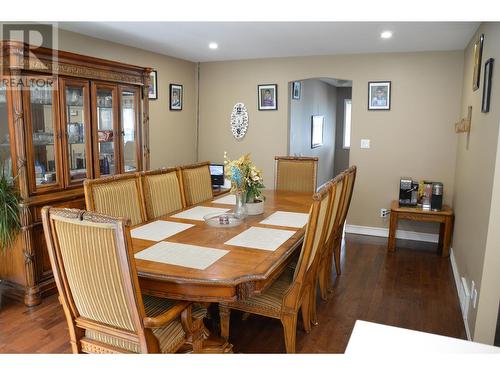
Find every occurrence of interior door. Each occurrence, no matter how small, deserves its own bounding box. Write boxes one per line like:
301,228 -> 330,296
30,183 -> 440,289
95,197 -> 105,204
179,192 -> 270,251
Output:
23,76 -> 64,194
91,82 -> 120,177
118,85 -> 142,173
59,77 -> 93,186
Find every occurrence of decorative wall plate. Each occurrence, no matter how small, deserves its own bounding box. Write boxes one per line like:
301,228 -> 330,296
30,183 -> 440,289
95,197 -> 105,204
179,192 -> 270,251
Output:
230,102 -> 249,139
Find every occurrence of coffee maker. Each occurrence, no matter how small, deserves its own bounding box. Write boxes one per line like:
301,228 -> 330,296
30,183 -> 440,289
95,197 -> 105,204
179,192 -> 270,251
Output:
399,177 -> 419,207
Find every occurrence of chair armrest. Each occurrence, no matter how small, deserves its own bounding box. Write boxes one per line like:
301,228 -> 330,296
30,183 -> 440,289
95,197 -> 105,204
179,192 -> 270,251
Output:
143,301 -> 191,329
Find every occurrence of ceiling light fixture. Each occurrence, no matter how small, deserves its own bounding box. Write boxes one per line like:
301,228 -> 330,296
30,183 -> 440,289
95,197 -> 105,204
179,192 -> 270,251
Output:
208,42 -> 218,50
380,31 -> 393,39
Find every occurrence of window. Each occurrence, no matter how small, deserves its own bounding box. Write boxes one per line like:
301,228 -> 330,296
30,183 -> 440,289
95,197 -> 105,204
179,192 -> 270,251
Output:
343,99 -> 352,149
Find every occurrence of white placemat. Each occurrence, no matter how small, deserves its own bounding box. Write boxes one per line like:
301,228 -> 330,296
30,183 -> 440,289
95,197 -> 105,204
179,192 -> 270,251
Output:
259,211 -> 309,228
131,220 -> 194,242
135,241 -> 229,270
170,206 -> 230,221
212,194 -> 236,205
224,226 -> 296,251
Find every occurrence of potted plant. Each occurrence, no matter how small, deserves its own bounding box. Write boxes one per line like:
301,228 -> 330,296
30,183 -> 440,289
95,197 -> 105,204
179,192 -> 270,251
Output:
224,152 -> 265,216
0,162 -> 21,307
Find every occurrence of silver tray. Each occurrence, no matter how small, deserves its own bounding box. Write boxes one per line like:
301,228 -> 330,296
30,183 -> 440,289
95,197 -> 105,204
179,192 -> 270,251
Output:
203,212 -> 243,228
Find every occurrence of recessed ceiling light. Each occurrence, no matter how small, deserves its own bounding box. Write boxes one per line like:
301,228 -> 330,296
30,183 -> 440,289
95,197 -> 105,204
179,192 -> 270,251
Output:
380,31 -> 393,39
208,42 -> 218,50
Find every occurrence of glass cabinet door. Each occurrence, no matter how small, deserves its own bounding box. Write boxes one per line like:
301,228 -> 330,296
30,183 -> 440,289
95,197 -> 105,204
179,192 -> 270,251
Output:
60,78 -> 92,185
25,77 -> 63,193
92,83 -> 119,177
0,81 -> 14,181
119,86 -> 141,173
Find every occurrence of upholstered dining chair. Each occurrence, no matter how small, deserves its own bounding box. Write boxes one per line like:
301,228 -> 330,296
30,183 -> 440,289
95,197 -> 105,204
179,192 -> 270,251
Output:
274,156 -> 318,193
140,167 -> 185,220
331,165 -> 357,278
178,161 -> 213,206
41,207 -> 207,354
84,173 -> 146,226
219,182 -> 332,353
317,172 -> 346,302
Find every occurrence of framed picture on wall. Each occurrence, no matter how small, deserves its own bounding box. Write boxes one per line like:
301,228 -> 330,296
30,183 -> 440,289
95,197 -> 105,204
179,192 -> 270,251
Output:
311,115 -> 324,148
170,84 -> 183,110
368,81 -> 391,110
482,58 -> 494,113
149,70 -> 158,100
292,81 -> 301,100
258,84 -> 278,110
473,34 -> 485,92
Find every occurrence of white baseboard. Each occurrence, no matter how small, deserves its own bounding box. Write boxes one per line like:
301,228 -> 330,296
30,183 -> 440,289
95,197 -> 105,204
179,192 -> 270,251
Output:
450,248 -> 472,341
345,224 -> 439,243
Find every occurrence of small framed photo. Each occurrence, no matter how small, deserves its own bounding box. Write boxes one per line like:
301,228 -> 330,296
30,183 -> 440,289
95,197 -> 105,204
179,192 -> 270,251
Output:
473,34 -> 485,92
149,70 -> 158,100
292,81 -> 301,100
482,58 -> 494,113
311,115 -> 324,148
169,84 -> 183,111
368,81 -> 391,110
258,84 -> 278,110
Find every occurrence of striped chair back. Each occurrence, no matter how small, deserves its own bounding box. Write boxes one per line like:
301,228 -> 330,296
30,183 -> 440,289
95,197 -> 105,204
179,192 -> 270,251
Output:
178,161 -> 213,206
293,182 -> 332,281
275,156 -> 318,193
83,174 -> 146,226
140,168 -> 184,220
324,173 -> 345,247
338,166 -> 357,229
41,207 -> 154,353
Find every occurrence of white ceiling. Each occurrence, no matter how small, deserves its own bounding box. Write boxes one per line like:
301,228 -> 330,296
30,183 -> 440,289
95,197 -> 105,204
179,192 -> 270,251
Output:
58,22 -> 479,63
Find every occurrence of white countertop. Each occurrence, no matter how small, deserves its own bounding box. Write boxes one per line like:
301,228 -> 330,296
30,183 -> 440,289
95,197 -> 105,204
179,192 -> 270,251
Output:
345,320 -> 500,354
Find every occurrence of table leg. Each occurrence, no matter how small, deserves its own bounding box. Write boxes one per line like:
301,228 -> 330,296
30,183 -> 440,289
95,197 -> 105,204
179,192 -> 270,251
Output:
388,212 -> 397,252
441,217 -> 452,258
438,222 -> 445,250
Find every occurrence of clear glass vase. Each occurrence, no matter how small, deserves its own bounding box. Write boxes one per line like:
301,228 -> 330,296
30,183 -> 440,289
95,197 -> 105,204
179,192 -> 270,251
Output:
234,190 -> 248,219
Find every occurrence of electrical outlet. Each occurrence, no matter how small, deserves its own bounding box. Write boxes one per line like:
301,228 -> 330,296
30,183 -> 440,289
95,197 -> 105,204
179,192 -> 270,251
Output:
380,208 -> 390,218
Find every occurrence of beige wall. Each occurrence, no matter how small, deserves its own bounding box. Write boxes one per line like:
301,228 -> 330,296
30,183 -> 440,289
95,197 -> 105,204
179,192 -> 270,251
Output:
55,28 -> 198,169
452,22 -> 500,343
289,79 -> 337,186
199,51 -> 463,231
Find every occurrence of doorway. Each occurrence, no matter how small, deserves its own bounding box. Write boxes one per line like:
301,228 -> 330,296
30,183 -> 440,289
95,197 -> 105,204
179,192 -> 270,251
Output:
288,77 -> 352,186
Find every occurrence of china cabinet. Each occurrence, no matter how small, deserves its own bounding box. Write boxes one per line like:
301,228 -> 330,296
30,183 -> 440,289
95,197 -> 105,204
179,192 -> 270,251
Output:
0,40 -> 152,306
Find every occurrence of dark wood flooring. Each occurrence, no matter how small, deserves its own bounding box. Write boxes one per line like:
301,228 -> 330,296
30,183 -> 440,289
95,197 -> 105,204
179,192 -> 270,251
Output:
0,234 -> 466,353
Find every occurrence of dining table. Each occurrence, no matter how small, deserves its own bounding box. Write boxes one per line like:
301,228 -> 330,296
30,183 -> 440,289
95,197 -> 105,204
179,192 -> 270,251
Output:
131,189 -> 312,352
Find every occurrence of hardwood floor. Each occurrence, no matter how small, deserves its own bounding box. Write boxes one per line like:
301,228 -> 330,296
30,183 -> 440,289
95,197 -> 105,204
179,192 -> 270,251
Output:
0,233 -> 466,354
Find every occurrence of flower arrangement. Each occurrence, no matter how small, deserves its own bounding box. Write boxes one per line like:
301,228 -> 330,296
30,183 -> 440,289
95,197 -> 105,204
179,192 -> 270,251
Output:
224,152 -> 265,203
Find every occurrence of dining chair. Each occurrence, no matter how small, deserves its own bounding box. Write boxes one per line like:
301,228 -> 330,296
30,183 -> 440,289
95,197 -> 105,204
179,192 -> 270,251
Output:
83,173 -> 146,226
140,167 -> 185,220
332,165 -> 357,279
41,207 -> 207,354
317,172 -> 346,302
274,156 -> 318,193
218,183 -> 332,353
178,161 -> 213,206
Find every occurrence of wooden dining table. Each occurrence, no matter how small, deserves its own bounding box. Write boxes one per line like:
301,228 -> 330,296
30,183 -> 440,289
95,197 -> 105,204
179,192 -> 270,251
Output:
131,190 -> 312,352
133,190 -> 311,300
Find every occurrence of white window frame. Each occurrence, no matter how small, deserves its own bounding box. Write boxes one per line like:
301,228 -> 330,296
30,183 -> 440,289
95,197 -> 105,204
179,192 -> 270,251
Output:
343,99 -> 352,149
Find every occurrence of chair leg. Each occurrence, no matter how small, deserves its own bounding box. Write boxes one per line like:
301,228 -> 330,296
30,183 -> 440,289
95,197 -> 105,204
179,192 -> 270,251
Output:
318,260 -> 328,301
334,240 -> 342,277
309,284 -> 319,326
301,288 -> 312,332
219,304 -> 231,340
281,313 -> 298,354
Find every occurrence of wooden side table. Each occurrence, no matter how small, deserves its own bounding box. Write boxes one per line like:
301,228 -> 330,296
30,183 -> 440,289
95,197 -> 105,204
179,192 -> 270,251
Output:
387,200 -> 454,257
